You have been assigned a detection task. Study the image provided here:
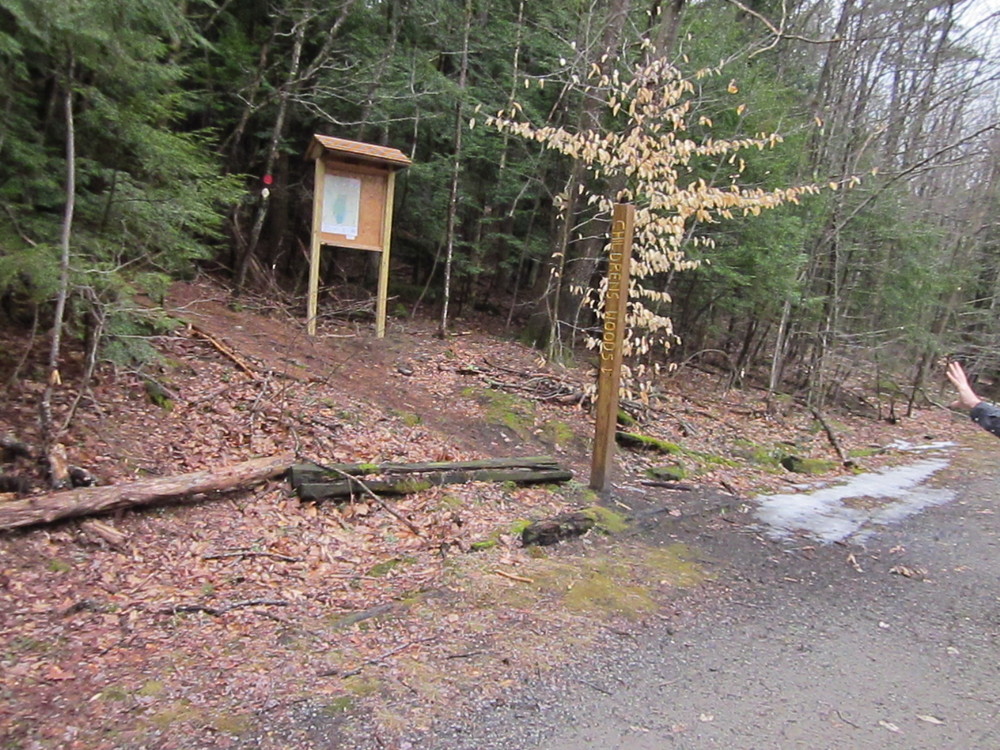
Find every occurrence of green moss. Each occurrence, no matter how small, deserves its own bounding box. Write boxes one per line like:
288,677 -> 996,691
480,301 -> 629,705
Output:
847,446 -> 880,459
581,505 -> 628,534
100,686 -> 130,702
508,518 -> 531,535
615,431 -> 682,454
321,696 -> 354,715
780,456 -> 837,474
211,712 -> 252,736
470,539 -> 498,552
344,676 -> 380,697
539,419 -> 575,447
645,464 -> 687,481
464,387 -> 536,439
438,494 -> 464,510
148,701 -> 203,729
642,544 -> 709,587
366,556 -> 415,577
616,409 -> 637,427
46,559 -> 71,573
392,410 -> 422,427
562,567 -> 655,619
137,680 -> 165,697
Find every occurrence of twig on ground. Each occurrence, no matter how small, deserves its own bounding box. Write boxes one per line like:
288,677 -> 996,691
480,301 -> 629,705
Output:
159,599 -> 291,616
332,637 -> 438,678
190,324 -> 258,376
494,569 -> 533,583
319,463 -> 427,538
202,549 -> 302,563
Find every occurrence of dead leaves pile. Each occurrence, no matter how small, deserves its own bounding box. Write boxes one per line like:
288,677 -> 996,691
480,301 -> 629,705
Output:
0,290 -> 966,748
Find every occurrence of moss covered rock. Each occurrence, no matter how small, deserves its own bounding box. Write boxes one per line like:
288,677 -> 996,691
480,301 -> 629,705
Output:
780,455 -> 837,474
646,463 -> 687,481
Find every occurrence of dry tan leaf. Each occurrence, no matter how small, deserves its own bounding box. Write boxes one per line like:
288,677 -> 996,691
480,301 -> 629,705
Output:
846,553 -> 863,572
916,714 -> 944,725
43,664 -> 76,681
878,720 -> 901,733
889,565 -> 926,579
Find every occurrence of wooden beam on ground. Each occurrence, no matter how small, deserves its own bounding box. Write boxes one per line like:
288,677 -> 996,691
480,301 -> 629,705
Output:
288,457 -> 572,501
289,456 -> 561,486
295,466 -> 572,501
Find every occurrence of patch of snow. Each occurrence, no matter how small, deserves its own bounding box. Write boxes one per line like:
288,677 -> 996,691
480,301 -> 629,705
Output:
754,459 -> 954,543
885,439 -> 956,452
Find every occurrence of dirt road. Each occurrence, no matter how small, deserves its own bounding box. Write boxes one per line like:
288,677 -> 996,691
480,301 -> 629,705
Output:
422,442 -> 1000,749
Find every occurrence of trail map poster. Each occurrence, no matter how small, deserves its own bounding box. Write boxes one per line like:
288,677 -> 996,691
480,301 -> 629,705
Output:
321,174 -> 361,239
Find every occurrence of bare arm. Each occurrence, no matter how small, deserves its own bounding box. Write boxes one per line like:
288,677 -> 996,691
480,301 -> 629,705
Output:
946,361 -> 982,411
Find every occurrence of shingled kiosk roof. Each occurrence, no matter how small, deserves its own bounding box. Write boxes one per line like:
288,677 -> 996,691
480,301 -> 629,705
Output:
306,134 -> 412,169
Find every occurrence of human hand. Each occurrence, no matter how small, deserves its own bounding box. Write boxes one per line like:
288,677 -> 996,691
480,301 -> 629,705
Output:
946,360 -> 982,410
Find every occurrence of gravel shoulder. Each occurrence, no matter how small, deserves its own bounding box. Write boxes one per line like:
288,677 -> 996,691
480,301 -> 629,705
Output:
389,437 -> 1000,750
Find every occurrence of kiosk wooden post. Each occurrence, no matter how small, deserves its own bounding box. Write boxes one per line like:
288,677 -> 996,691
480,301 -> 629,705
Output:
305,135 -> 411,337
589,203 -> 635,492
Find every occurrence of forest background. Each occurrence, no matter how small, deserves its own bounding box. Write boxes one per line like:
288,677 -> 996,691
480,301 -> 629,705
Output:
1,0 -> 999,418
2,1 -> 1000,744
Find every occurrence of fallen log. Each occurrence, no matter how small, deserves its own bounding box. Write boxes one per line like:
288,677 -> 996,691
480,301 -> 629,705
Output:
0,454 -> 293,531
615,431 -> 681,454
289,456 -> 561,485
296,467 -> 572,501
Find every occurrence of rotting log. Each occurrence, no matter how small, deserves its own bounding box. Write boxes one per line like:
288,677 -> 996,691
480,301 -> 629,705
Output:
521,511 -> 595,546
0,454 -> 293,531
615,431 -> 681,454
289,456 -> 561,485
296,467 -> 572,501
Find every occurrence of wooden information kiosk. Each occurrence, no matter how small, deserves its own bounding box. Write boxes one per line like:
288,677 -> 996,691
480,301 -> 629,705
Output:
305,135 -> 411,337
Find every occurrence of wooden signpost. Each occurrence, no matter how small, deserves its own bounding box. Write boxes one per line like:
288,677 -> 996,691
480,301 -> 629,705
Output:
589,203 -> 635,492
305,135 -> 411,337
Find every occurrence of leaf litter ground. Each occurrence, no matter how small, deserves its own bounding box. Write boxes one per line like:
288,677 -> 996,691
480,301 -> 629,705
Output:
0,279 -> 963,748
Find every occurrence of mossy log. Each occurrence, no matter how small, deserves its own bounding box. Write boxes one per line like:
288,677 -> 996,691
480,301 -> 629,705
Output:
0,454 -> 294,531
289,456 -> 561,485
615,431 -> 681,454
295,465 -> 572,501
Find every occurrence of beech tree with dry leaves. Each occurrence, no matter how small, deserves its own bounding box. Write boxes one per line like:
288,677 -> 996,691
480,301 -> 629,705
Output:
487,53 -> 830,401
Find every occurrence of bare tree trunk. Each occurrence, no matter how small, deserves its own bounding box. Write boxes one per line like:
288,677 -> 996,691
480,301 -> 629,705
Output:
646,0 -> 686,61
438,0 -> 473,338
233,19 -> 306,293
355,0 -> 407,143
40,61 -> 76,448
534,0 -> 634,358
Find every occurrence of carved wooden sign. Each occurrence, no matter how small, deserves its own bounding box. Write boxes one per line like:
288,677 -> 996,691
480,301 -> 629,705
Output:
590,203 -> 635,492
